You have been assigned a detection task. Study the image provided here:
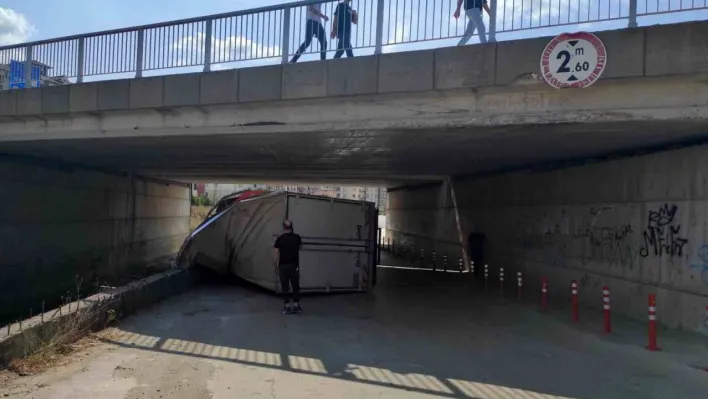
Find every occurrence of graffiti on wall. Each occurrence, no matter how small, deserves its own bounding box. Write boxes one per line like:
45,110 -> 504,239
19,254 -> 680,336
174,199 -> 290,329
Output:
515,207 -> 640,270
556,224 -> 637,269
639,204 -> 688,258
689,245 -> 708,284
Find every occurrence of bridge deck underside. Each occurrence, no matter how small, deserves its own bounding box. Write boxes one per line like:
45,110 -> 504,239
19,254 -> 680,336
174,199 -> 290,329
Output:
1,119 -> 705,183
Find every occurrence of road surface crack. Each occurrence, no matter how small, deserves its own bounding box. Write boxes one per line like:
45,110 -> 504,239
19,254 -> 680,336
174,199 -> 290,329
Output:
267,378 -> 276,399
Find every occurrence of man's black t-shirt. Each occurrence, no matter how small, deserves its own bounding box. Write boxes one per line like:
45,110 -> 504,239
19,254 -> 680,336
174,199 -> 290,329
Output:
274,232 -> 302,266
468,232 -> 485,260
464,0 -> 487,9
334,3 -> 352,38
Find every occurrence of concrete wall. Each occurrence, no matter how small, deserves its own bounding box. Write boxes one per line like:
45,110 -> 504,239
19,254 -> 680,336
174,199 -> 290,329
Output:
388,145 -> 708,332
0,157 -> 190,323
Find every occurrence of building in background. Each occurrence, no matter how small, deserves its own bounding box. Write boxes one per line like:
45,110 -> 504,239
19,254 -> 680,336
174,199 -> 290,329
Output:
0,60 -> 70,90
192,183 -> 387,213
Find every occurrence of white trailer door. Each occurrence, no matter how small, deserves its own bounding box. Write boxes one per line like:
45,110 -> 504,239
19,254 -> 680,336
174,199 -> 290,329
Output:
286,195 -> 373,291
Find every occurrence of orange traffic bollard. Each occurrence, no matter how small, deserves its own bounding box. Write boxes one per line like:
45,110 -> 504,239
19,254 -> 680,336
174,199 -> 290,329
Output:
646,294 -> 660,351
499,267 -> 505,293
602,286 -> 611,334
571,280 -> 579,323
517,272 -> 523,300
484,264 -> 489,291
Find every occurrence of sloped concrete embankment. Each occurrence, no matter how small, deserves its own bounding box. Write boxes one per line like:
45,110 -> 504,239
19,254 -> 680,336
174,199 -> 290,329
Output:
0,269 -> 197,367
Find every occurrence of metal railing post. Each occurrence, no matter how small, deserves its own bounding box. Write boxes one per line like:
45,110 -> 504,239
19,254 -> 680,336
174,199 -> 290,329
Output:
203,19 -> 213,72
628,0 -> 638,28
281,7 -> 291,64
488,0 -> 497,42
374,0 -> 385,54
136,29 -> 145,78
24,45 -> 32,88
77,37 -> 85,83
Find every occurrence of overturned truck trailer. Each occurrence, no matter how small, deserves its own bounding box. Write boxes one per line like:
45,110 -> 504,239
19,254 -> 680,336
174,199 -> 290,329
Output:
176,192 -> 378,293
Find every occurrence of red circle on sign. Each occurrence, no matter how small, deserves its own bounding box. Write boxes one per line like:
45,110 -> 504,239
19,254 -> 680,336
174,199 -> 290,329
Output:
540,32 -> 607,89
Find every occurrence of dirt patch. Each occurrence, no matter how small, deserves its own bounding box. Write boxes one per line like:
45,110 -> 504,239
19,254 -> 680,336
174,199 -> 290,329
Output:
0,334 -> 112,398
0,368 -> 16,386
6,334 -> 104,377
114,355 -> 215,399
0,333 -> 124,399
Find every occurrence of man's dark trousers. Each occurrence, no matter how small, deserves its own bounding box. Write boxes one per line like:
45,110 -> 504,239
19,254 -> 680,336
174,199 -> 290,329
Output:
279,263 -> 300,302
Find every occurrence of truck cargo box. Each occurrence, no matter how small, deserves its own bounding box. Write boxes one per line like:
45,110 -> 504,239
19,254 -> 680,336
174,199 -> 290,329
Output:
176,192 -> 377,293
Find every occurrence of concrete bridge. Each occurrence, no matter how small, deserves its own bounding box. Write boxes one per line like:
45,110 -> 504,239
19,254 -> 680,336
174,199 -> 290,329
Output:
1,19 -> 708,333
1,21 -> 707,182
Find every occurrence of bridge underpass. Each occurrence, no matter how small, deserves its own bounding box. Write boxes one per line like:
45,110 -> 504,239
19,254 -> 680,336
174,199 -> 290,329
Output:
2,20 -> 708,399
1,21 -> 708,182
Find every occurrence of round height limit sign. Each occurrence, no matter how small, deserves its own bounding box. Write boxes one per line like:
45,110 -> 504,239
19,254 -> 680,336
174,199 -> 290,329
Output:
540,32 -> 607,89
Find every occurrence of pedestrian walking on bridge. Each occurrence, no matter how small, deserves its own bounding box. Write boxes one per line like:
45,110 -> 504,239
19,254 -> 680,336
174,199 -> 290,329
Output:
291,1 -> 329,62
331,0 -> 357,58
454,0 -> 491,45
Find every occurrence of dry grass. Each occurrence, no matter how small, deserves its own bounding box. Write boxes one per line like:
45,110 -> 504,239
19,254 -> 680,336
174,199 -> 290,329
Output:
5,286 -> 119,376
190,205 -> 212,231
8,339 -> 86,376
7,318 -> 115,376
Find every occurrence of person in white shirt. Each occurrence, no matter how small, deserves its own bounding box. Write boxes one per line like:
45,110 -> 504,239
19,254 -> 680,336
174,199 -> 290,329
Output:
291,1 -> 329,62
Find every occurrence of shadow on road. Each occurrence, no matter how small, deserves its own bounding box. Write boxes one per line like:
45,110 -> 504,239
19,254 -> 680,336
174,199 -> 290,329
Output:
99,266 -> 708,399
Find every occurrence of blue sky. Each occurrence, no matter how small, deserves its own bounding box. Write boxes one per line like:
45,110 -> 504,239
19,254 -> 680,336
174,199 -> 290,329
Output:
0,0 -> 285,42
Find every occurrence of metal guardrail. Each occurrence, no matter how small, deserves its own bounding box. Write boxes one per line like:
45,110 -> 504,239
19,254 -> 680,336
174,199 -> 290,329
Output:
0,0 -> 705,86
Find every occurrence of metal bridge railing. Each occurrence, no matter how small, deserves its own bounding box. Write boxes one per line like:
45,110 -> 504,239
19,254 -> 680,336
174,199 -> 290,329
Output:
0,0 -> 705,87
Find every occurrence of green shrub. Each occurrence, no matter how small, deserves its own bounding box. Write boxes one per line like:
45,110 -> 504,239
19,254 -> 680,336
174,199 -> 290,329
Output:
191,194 -> 212,207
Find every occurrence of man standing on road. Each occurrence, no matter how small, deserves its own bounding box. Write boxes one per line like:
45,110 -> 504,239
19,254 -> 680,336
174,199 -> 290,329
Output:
468,231 -> 486,277
291,1 -> 329,62
454,0 -> 491,45
331,0 -> 357,58
274,220 -> 303,314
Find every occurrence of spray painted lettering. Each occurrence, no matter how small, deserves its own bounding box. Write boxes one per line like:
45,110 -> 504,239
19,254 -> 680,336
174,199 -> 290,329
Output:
518,219 -> 638,270
689,245 -> 708,284
639,204 -> 687,258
